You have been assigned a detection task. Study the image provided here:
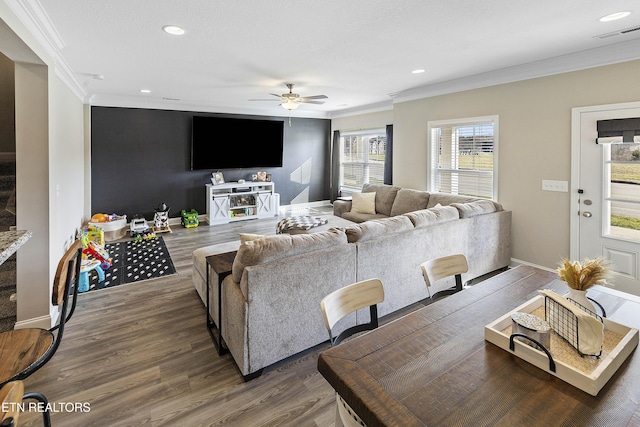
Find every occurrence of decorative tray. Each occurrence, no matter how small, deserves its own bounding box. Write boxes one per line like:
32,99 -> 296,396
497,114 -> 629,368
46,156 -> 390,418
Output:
484,294 -> 638,396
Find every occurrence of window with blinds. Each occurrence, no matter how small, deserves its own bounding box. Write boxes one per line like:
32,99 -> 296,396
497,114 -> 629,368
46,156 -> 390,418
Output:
428,116 -> 498,200
340,129 -> 386,191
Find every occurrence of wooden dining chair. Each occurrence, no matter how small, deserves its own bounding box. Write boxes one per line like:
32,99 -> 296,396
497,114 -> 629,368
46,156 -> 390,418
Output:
0,239 -> 82,388
1,381 -> 52,427
421,253 -> 469,301
320,278 -> 385,427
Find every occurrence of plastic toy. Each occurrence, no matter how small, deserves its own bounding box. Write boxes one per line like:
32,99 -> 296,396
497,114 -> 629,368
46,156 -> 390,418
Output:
153,202 -> 172,233
181,209 -> 199,228
83,240 -> 112,270
91,213 -> 108,223
130,217 -> 152,237
91,213 -> 125,223
82,225 -> 105,246
133,231 -> 157,243
78,233 -> 112,292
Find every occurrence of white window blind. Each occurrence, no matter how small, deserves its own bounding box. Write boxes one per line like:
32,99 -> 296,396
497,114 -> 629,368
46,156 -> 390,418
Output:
429,117 -> 498,199
340,129 -> 386,191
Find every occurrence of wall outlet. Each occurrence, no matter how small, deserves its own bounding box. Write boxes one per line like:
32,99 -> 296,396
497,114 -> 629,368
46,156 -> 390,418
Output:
542,180 -> 568,192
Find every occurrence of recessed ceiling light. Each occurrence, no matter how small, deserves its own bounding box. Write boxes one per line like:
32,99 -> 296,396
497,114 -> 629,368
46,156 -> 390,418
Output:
139,89 -> 151,93
162,25 -> 185,35
599,11 -> 631,22
412,69 -> 426,74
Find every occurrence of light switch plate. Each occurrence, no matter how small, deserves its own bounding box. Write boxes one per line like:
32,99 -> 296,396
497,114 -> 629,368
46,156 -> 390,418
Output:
542,180 -> 568,192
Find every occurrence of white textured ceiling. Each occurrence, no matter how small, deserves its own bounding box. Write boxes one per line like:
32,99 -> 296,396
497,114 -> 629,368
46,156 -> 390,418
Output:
28,0 -> 640,117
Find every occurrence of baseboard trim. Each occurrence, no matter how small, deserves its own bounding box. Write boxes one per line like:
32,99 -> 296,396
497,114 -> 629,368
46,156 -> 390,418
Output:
14,314 -> 52,330
509,258 -> 555,273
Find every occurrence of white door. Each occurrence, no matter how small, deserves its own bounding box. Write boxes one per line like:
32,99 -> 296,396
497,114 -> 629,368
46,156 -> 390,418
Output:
574,103 -> 640,296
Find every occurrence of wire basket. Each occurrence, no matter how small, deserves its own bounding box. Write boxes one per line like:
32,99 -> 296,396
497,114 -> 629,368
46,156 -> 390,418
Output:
544,296 -> 604,357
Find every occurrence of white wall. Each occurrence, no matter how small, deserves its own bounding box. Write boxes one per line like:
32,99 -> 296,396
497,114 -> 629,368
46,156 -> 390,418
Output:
48,74 -> 85,323
2,3 -> 85,327
332,60 -> 640,270
15,61 -> 49,324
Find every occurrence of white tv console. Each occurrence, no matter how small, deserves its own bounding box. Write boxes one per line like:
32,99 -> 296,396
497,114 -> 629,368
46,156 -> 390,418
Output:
205,182 -> 278,225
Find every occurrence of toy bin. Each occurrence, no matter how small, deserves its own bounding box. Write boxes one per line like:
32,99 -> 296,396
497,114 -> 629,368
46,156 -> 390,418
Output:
89,215 -> 128,241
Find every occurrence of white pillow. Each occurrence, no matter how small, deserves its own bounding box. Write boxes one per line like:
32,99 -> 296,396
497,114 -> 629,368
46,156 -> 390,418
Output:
351,192 -> 376,214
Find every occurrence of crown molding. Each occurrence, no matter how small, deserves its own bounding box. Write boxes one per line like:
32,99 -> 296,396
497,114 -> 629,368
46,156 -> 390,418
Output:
89,94 -> 331,119
6,0 -> 64,51
391,37 -> 640,104
327,100 -> 393,119
7,0 -> 86,100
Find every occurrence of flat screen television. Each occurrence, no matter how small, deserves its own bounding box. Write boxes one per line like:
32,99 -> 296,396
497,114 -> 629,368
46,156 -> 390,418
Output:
191,116 -> 284,170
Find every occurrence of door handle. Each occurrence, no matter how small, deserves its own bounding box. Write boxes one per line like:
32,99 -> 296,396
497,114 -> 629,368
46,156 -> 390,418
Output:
583,212 -> 592,218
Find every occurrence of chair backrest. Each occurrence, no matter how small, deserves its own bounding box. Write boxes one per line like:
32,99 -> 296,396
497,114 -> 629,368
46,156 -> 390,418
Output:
52,239 -> 83,307
0,381 -> 24,426
320,278 -> 385,346
421,254 -> 468,287
50,239 -> 83,334
22,239 -> 83,378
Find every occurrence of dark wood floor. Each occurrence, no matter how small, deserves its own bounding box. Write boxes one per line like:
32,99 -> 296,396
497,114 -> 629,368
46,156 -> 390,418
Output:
21,204 -> 413,427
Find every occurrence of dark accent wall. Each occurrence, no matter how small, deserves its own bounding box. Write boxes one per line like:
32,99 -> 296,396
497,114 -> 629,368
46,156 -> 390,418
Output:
91,106 -> 331,220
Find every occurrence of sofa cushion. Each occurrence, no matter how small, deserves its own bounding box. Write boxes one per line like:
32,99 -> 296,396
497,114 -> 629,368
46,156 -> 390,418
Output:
345,215 -> 414,243
451,200 -> 497,218
240,233 -> 266,243
351,192 -> 376,214
232,228 -> 348,282
390,189 -> 430,217
362,183 -> 401,217
341,211 -> 389,223
404,205 -> 459,228
427,192 -> 480,208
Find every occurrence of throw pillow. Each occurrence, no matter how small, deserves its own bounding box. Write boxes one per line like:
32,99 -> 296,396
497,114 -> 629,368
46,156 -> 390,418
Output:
362,184 -> 401,216
389,189 -> 430,217
351,192 -> 376,214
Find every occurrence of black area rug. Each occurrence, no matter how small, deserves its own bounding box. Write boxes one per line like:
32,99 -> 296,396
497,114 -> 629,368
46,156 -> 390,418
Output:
84,237 -> 176,293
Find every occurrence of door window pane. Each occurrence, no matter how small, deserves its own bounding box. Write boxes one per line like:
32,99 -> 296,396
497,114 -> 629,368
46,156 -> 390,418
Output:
607,143 -> 640,240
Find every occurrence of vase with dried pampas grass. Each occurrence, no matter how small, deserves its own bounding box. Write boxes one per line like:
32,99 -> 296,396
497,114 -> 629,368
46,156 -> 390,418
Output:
557,257 -> 613,312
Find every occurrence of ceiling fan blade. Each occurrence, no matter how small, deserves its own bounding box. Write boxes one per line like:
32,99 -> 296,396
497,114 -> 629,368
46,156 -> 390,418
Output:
299,95 -> 328,100
299,100 -> 325,105
249,99 -> 281,101
269,93 -> 283,97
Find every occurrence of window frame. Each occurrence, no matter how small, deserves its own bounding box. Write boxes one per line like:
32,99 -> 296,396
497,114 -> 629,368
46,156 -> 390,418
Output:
339,128 -> 387,193
427,115 -> 499,201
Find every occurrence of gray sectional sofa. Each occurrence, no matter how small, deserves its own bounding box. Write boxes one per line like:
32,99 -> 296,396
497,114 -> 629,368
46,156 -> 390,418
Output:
192,184 -> 511,380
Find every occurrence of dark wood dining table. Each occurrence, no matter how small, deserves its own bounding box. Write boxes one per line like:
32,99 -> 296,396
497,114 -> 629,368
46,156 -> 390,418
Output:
317,265 -> 640,427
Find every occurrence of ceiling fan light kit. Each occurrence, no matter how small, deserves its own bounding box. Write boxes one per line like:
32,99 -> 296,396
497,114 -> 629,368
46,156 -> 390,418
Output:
281,99 -> 300,110
251,83 -> 327,111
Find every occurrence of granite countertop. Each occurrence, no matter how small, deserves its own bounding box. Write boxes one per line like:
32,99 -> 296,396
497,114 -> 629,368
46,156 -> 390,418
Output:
0,230 -> 32,265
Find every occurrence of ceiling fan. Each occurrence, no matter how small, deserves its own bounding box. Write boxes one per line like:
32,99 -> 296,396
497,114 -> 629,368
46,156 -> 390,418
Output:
250,83 -> 328,110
